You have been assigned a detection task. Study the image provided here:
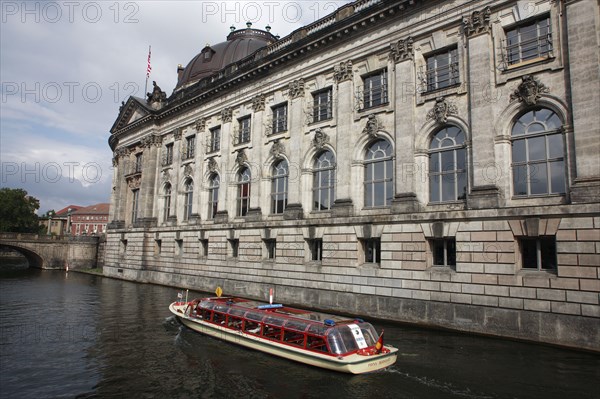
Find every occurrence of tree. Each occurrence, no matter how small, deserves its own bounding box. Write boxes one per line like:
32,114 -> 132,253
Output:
0,188 -> 40,233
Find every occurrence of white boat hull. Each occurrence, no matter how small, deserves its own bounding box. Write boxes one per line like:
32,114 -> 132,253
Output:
169,303 -> 398,374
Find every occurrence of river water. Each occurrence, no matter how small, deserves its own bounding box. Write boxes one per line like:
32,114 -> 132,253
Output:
0,265 -> 599,399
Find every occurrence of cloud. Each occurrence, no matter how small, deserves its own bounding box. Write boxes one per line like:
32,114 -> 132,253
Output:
1,0 -> 351,214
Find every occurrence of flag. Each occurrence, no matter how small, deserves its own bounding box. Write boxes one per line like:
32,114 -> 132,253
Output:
375,330 -> 384,353
146,46 -> 152,78
177,292 -> 182,300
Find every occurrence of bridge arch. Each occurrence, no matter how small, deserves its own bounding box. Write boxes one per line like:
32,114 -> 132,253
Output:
0,244 -> 45,268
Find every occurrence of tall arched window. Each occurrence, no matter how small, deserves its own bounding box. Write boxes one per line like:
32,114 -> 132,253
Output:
208,174 -> 219,219
237,167 -> 251,217
271,160 -> 288,214
313,150 -> 336,211
183,179 -> 194,221
429,126 -> 467,202
511,107 -> 565,196
364,139 -> 393,207
163,183 -> 172,221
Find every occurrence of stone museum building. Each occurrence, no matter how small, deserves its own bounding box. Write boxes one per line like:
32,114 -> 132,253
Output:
106,0 -> 600,350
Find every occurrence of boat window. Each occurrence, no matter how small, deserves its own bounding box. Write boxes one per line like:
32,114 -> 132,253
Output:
245,311 -> 264,322
264,316 -> 285,327
327,325 -> 364,354
327,330 -> 346,354
358,322 -> 378,346
214,304 -> 230,313
213,312 -> 226,325
307,324 -> 327,336
228,307 -> 246,317
243,320 -> 261,335
283,329 -> 305,347
200,300 -> 215,310
262,324 -> 283,340
284,319 -> 309,332
228,316 -> 243,330
200,308 -> 212,320
306,335 -> 328,353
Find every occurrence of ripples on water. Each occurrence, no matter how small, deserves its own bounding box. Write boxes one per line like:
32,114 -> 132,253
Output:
1,268 -> 599,399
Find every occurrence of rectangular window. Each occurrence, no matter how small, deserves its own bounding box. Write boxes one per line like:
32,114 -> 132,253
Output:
310,238 -> 323,261
430,238 -> 457,267
313,88 -> 332,122
264,239 -> 276,260
200,239 -> 209,258
154,239 -> 162,256
229,239 -> 239,258
134,153 -> 143,173
184,136 -> 196,160
362,238 -> 381,264
272,103 -> 287,134
131,189 -> 139,223
520,237 -> 557,271
238,116 -> 251,144
176,238 -> 183,257
209,127 -> 221,153
425,48 -> 459,91
362,70 -> 388,109
505,16 -> 552,66
164,143 -> 174,166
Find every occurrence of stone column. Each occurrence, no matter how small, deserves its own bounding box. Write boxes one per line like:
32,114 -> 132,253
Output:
284,79 -> 304,219
463,10 -> 501,208
139,134 -> 160,226
331,60 -> 354,217
565,0 -> 600,203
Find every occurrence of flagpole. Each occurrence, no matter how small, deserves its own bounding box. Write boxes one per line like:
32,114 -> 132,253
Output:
145,45 -> 151,95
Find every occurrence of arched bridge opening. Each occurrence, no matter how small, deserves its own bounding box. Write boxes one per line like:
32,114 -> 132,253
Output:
0,244 -> 45,269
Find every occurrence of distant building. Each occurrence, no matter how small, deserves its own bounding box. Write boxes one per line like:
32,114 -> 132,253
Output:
106,0 -> 600,350
39,205 -> 82,235
71,203 -> 110,235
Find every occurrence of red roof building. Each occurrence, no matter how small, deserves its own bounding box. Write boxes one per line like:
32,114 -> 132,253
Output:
70,203 -> 110,235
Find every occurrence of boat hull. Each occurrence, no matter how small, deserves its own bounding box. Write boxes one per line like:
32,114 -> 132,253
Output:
169,303 -> 397,374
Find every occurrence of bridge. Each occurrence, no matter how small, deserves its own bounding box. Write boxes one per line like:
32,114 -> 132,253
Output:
0,233 -> 101,269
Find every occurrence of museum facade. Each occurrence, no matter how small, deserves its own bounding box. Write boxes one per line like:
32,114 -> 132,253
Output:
106,0 -> 600,350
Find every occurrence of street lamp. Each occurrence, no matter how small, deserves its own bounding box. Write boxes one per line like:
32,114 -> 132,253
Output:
47,211 -> 54,236
67,208 -> 72,235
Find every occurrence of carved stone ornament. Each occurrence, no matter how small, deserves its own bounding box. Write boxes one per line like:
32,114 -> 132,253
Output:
161,169 -> 171,182
426,97 -> 458,124
288,79 -> 305,99
112,157 -> 119,167
236,149 -> 248,167
183,164 -> 193,177
146,81 -> 167,104
312,128 -> 329,150
362,114 -> 384,138
140,134 -> 161,148
462,6 -> 491,37
270,139 -> 286,159
221,108 -> 233,123
127,175 -> 141,189
389,37 -> 414,62
252,94 -> 265,112
195,118 -> 206,132
207,157 -> 218,173
173,128 -> 182,141
510,75 -> 550,106
333,60 -> 353,83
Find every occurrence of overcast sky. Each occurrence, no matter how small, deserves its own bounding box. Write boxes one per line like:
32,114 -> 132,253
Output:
1,0 -> 351,214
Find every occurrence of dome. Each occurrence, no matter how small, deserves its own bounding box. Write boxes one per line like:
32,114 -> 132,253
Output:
176,26 -> 277,89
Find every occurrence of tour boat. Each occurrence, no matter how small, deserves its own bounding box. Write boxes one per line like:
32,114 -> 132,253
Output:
169,293 -> 398,374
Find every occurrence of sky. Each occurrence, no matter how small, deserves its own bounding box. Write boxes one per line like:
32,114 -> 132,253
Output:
0,0 -> 351,214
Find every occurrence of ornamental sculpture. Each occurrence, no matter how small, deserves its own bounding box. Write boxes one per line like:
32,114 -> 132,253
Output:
221,107 -> 233,123
312,128 -> 330,150
183,164 -> 193,177
146,81 -> 167,104
140,134 -> 161,148
333,60 -> 353,83
288,79 -> 305,99
389,37 -> 414,62
236,149 -> 248,167
161,169 -> 171,182
207,157 -> 218,173
127,175 -> 141,189
426,97 -> 458,124
252,94 -> 265,112
195,118 -> 206,132
362,114 -> 384,138
510,75 -> 550,106
462,6 -> 491,37
270,139 -> 286,159
173,128 -> 182,141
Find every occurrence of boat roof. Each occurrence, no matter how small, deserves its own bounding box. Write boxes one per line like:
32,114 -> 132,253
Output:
199,297 -> 358,326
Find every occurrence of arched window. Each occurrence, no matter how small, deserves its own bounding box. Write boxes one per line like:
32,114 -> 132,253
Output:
429,126 -> 467,202
313,150 -> 336,211
364,139 -> 393,207
183,179 -> 194,221
271,160 -> 288,214
163,183 -> 172,221
208,174 -> 219,219
511,108 -> 565,196
237,167 -> 251,217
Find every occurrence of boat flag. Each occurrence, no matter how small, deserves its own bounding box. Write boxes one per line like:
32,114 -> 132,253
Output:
144,45 -> 152,94
375,330 -> 384,353
269,288 -> 274,304
177,291 -> 183,301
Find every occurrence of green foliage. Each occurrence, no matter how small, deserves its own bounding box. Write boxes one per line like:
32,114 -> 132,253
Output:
0,188 -> 40,233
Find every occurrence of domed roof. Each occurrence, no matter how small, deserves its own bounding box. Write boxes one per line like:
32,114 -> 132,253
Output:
176,26 -> 277,89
